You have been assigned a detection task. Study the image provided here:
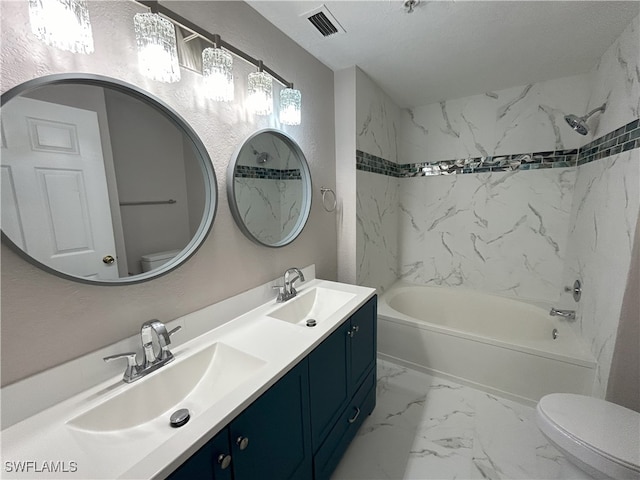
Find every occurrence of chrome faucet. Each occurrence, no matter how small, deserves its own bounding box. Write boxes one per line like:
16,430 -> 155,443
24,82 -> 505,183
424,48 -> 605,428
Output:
104,320 -> 181,383
550,308 -> 576,321
274,267 -> 305,302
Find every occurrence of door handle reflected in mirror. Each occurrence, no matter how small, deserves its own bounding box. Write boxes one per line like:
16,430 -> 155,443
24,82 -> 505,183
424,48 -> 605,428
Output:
102,255 -> 115,265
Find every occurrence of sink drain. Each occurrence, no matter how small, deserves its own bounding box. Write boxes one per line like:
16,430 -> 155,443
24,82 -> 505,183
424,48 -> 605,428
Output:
306,319 -> 317,327
170,408 -> 190,428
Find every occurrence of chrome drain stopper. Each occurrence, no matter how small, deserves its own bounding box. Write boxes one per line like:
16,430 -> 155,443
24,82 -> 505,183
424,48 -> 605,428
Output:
170,408 -> 190,428
306,319 -> 317,327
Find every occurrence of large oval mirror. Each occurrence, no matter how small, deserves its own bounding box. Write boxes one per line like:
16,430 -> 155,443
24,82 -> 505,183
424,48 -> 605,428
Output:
227,129 -> 311,247
0,74 -> 217,285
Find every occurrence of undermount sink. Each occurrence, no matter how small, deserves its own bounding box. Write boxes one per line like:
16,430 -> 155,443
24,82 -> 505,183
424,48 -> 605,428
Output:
267,287 -> 357,326
67,342 -> 265,432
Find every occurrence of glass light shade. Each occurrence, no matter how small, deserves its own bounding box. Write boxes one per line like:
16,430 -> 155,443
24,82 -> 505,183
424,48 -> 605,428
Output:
202,47 -> 234,102
134,12 -> 180,83
279,88 -> 301,125
29,0 -> 94,54
247,71 -> 273,115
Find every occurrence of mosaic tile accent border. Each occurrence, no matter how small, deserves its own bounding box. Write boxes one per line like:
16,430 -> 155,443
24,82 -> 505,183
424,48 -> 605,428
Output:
578,118 -> 640,165
235,165 -> 301,180
357,118 -> 640,177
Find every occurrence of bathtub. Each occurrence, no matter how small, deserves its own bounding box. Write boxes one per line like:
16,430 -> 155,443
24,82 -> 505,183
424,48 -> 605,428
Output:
377,282 -> 596,406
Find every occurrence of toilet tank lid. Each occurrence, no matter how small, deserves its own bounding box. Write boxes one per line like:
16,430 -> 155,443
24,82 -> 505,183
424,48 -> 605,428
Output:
538,393 -> 640,469
141,249 -> 182,262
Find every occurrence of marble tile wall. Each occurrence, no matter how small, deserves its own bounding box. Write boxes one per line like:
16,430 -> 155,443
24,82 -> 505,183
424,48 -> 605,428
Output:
560,14 -> 640,398
585,15 -> 640,140
356,68 -> 401,164
356,68 -> 402,292
562,151 -> 639,398
233,178 -> 302,245
398,73 -> 592,165
398,168 -> 575,301
356,170 -> 399,293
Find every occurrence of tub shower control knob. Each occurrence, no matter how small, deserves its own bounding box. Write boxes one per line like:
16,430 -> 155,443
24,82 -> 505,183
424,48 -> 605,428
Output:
564,279 -> 582,302
236,436 -> 249,450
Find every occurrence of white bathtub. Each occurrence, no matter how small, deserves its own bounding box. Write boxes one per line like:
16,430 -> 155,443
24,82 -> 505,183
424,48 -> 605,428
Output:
378,282 -> 596,405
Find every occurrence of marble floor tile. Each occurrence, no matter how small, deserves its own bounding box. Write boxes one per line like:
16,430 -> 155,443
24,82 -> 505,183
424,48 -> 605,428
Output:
331,360 -> 591,480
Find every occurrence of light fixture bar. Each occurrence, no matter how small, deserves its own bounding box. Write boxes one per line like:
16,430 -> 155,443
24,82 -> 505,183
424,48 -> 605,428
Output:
137,0 -> 293,89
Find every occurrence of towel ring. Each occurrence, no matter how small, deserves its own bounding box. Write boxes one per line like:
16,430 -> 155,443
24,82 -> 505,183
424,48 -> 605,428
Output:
320,187 -> 337,212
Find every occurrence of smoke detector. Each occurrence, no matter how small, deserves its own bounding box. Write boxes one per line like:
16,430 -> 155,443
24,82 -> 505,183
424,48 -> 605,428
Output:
302,5 -> 346,38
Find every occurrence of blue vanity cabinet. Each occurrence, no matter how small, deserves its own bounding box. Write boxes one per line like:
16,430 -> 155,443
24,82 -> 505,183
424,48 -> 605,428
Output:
168,427 -> 232,480
167,359 -> 312,480
309,295 -> 377,479
229,359 -> 312,480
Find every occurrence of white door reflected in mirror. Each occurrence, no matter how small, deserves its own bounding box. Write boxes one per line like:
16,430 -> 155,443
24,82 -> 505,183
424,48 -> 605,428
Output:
1,97 -> 118,280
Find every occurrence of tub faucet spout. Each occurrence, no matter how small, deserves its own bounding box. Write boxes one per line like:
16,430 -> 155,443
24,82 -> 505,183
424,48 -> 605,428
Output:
550,308 -> 576,321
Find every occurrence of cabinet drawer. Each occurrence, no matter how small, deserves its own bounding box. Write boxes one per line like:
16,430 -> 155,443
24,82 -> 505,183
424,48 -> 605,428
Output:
313,367 -> 376,480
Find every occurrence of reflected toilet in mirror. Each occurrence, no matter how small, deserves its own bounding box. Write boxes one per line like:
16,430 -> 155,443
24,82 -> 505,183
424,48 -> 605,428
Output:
227,129 -> 312,247
0,74 -> 217,284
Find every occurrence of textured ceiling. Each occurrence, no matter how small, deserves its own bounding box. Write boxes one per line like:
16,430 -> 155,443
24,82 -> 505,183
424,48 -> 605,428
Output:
247,1 -> 640,108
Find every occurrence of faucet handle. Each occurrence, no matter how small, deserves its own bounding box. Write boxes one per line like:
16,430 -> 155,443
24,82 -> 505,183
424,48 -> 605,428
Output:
158,325 -> 182,361
104,352 -> 137,364
104,352 -> 138,382
272,285 -> 286,302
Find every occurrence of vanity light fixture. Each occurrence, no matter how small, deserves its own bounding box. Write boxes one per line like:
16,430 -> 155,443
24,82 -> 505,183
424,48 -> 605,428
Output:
133,11 -> 180,83
28,0 -> 94,54
280,86 -> 302,125
134,1 -> 301,121
248,62 -> 273,116
202,35 -> 234,102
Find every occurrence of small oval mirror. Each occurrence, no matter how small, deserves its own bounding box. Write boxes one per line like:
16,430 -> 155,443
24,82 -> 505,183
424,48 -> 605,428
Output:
227,130 -> 311,247
1,74 -> 217,284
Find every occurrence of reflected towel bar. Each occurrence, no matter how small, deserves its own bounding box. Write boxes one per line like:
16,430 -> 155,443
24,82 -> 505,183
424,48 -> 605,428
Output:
120,199 -> 177,206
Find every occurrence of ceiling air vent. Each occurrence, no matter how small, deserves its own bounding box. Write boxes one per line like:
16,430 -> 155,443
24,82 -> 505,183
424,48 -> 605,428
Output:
302,5 -> 345,38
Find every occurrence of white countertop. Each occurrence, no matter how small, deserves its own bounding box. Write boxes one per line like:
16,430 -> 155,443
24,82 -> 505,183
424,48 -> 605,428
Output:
1,279 -> 375,479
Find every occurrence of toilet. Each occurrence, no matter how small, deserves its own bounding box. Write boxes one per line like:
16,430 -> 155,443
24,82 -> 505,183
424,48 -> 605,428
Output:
140,249 -> 181,272
536,393 -> 640,479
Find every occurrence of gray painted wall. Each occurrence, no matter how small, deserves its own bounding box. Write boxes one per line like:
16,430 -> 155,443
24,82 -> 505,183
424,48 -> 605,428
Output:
1,0 -> 337,385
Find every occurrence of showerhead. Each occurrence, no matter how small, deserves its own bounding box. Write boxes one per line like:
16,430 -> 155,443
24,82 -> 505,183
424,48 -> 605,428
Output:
251,147 -> 270,164
564,103 -> 606,136
564,114 -> 589,136
255,151 -> 270,164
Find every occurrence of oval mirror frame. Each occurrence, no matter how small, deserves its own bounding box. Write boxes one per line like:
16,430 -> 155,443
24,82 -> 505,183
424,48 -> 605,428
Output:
227,129 -> 312,248
0,73 -> 217,285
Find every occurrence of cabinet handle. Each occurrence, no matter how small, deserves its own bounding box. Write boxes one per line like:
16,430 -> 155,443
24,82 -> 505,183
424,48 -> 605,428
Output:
348,407 -> 361,424
236,436 -> 249,450
217,454 -> 232,470
347,325 -> 360,338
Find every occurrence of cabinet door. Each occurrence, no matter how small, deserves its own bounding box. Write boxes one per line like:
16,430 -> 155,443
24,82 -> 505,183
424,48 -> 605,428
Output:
167,427 -> 233,480
229,359 -> 312,480
350,296 -> 377,389
308,320 -> 351,450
